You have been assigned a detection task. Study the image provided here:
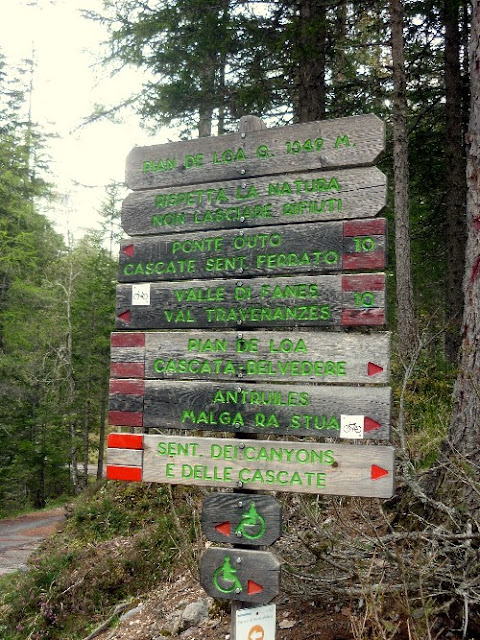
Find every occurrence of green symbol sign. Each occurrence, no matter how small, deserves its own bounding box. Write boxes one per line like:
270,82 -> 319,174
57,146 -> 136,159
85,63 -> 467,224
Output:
213,556 -> 243,594
235,502 -> 266,540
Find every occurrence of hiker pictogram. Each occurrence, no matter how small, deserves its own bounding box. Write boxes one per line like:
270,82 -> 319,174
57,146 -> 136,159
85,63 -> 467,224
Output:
235,502 -> 266,540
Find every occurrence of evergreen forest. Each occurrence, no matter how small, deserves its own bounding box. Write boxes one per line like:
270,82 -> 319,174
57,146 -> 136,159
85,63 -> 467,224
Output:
0,1 -> 480,639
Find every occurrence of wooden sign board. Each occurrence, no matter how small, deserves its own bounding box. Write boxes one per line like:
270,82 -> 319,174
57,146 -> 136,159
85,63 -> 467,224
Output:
199,548 -> 280,604
110,330 -> 391,384
116,273 -> 386,330
126,114 -> 385,190
108,379 -> 392,440
202,493 -> 282,546
106,433 -> 395,498
118,219 -> 386,283
121,166 -> 387,236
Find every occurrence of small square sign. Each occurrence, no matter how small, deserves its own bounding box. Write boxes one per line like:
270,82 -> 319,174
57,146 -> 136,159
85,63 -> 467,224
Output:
236,604 -> 276,640
132,283 -> 151,306
340,414 -> 365,439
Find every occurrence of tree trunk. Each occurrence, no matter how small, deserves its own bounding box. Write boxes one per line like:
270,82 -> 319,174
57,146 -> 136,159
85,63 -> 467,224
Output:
439,0 -> 480,520
97,392 -> 107,481
296,0 -> 327,122
82,399 -> 90,489
389,0 -> 419,360
444,0 -> 467,362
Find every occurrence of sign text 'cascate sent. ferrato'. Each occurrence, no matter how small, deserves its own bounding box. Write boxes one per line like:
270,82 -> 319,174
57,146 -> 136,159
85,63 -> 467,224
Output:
118,219 -> 386,283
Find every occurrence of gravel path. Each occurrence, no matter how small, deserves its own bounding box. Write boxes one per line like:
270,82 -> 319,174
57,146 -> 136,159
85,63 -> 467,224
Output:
0,507 -> 65,575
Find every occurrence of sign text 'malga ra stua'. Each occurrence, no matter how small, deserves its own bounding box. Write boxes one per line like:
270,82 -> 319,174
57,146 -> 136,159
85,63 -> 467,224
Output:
118,219 -> 386,283
125,114 -> 385,190
105,434 -> 395,498
109,330 -> 391,385
108,379 -> 392,440
121,166 -> 387,236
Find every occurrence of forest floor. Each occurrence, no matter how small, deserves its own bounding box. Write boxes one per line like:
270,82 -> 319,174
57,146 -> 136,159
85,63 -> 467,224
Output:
92,569 -> 355,640
0,507 -> 65,575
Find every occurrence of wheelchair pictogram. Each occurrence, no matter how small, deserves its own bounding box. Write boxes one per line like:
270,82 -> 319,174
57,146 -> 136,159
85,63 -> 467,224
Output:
235,502 -> 266,540
213,556 -> 243,594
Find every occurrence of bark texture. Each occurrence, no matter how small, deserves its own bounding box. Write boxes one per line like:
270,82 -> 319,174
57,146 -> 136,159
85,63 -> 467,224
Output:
444,0 -> 467,362
296,0 -> 327,122
389,0 -> 419,359
445,0 -> 480,519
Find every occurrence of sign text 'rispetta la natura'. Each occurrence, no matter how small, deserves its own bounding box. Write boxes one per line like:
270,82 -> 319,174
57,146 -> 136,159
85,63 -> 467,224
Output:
106,434 -> 395,498
116,273 -> 386,329
125,114 -> 385,190
118,219 -> 386,283
109,330 -> 391,384
108,379 -> 392,440
121,166 -> 386,235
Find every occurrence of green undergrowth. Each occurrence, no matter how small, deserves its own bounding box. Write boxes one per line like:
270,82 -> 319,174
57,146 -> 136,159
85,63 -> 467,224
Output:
391,347 -> 456,469
0,481 -> 200,640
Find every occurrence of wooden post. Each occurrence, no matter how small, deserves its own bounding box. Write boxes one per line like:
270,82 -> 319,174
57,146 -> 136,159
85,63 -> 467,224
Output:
231,114 -> 265,640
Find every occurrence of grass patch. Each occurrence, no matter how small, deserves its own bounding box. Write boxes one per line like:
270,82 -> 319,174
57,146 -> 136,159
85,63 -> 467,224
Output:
0,481 -> 199,639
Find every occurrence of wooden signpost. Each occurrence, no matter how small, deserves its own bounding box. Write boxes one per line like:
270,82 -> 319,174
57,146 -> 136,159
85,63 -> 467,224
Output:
201,493 -> 282,546
116,273 -> 386,329
109,329 -> 391,384
125,113 -> 385,190
106,433 -> 395,498
107,113 -> 394,630
108,379 -> 392,440
118,218 -> 386,283
122,166 -> 386,235
199,548 -> 281,604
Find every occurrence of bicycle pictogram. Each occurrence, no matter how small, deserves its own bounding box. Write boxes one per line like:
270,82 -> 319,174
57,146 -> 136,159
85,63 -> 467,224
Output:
235,502 -> 266,540
342,421 -> 363,435
213,556 -> 243,594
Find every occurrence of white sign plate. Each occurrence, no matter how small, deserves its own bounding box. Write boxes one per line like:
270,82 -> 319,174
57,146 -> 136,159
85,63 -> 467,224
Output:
236,604 -> 276,640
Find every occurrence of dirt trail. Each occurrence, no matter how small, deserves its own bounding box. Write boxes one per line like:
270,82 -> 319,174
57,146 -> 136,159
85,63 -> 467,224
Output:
0,507 -> 65,575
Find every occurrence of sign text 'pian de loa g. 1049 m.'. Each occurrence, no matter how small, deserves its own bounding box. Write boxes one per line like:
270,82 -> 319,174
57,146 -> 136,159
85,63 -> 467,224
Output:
116,273 -> 386,330
105,433 -> 395,498
121,166 -> 386,236
109,330 -> 391,385
125,113 -> 385,190
118,218 -> 386,283
108,378 -> 392,440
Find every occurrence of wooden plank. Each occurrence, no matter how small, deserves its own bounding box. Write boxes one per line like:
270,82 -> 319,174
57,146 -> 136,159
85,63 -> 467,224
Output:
202,493 -> 282,546
199,548 -> 280,604
115,273 -> 386,330
110,330 -> 391,384
108,379 -> 392,440
106,448 -> 143,467
141,434 -> 396,498
118,219 -> 386,283
125,114 -> 385,190
122,167 -> 387,235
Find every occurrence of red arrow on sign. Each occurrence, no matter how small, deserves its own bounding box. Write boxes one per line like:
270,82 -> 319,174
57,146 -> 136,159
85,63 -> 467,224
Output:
117,310 -> 131,323
368,362 -> 384,376
122,244 -> 135,257
214,521 -> 231,536
364,417 -> 382,432
371,465 -> 389,480
247,580 -> 264,595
